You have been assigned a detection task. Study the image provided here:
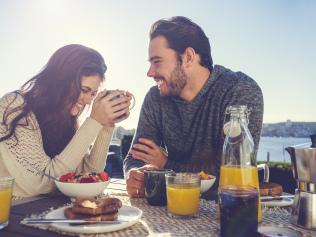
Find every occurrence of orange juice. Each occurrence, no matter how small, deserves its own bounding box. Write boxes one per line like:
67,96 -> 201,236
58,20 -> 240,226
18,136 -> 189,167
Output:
219,165 -> 262,222
166,184 -> 200,216
0,188 -> 13,224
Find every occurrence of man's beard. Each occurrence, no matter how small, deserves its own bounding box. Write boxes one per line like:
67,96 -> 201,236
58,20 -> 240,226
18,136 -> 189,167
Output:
164,62 -> 188,96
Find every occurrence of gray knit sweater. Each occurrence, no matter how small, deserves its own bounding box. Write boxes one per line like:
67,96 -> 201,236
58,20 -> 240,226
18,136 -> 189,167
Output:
123,65 -> 263,178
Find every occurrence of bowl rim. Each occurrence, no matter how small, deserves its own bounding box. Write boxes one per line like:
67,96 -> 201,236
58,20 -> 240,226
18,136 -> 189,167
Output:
54,179 -> 110,198
200,174 -> 216,181
55,179 -> 110,186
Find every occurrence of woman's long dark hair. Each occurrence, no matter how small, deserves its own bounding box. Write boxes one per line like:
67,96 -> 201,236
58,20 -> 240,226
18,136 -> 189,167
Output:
0,44 -> 107,158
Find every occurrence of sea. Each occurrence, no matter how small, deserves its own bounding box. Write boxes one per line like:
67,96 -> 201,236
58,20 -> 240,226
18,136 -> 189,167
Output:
257,137 -> 311,163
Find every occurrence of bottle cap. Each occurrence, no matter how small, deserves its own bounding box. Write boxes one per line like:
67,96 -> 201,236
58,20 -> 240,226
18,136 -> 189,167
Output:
223,122 -> 241,137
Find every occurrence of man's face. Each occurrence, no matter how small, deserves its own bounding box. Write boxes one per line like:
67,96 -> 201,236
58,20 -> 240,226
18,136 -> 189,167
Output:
147,36 -> 187,96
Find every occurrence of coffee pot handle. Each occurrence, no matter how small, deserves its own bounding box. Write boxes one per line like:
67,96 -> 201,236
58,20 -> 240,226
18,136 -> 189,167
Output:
310,134 -> 316,148
257,164 -> 270,183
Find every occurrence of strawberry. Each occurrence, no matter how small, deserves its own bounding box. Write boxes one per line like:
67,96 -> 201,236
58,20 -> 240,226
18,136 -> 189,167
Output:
99,171 -> 109,181
59,172 -> 75,182
79,177 -> 96,183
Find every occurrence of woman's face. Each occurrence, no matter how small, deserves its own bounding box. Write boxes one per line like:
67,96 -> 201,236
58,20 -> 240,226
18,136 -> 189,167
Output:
70,74 -> 102,116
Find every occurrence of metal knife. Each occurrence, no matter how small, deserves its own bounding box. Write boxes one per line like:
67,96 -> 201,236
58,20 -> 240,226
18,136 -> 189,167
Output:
23,218 -> 126,225
260,195 -> 294,202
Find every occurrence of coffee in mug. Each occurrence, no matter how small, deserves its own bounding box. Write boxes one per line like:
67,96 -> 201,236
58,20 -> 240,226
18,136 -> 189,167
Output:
144,169 -> 174,206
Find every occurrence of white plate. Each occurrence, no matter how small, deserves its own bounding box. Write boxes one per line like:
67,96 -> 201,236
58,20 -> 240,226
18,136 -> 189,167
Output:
45,205 -> 142,234
261,197 -> 294,207
258,226 -> 303,237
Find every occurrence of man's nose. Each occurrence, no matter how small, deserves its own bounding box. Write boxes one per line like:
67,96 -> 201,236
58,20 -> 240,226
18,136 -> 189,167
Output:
147,65 -> 156,77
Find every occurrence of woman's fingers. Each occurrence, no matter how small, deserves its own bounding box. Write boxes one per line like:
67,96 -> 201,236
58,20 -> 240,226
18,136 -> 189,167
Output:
114,111 -> 130,123
93,89 -> 131,125
112,101 -> 131,113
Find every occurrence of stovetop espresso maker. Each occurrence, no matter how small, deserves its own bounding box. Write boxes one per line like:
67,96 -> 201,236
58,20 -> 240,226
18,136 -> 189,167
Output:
286,134 -> 316,230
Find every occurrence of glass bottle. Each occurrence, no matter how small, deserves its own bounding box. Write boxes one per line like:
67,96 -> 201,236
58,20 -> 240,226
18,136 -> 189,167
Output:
219,105 -> 262,222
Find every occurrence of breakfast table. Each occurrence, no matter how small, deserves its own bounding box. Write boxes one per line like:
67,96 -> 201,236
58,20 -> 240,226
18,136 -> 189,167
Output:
1,179 -> 316,237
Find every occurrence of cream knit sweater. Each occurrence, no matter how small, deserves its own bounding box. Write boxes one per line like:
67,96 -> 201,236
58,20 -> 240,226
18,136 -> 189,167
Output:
0,93 -> 114,198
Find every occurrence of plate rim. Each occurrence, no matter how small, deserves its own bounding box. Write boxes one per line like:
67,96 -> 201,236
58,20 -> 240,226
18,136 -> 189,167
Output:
261,197 -> 294,207
258,225 -> 303,237
45,205 -> 142,234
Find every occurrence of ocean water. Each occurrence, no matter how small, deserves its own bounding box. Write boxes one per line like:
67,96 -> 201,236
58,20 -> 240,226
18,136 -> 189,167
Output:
257,137 -> 311,163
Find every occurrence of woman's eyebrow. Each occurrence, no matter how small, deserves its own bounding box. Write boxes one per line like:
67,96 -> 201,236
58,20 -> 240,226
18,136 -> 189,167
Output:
81,86 -> 92,91
81,86 -> 98,93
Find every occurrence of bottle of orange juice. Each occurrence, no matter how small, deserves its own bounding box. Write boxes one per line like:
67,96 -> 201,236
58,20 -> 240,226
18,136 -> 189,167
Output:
219,105 -> 262,223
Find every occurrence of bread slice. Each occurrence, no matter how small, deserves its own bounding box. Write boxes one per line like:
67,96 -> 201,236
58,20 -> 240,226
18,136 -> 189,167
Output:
72,197 -> 122,215
64,207 -> 118,221
259,182 -> 283,196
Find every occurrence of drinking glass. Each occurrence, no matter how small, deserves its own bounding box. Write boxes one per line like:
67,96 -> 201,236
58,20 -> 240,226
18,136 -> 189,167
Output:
165,173 -> 200,218
0,177 -> 14,230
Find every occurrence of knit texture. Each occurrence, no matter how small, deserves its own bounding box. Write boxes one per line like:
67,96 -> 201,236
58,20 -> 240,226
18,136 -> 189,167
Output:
124,65 -> 263,178
0,92 -> 113,197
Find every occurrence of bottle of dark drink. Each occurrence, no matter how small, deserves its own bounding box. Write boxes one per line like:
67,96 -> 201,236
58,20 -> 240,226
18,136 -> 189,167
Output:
218,105 -> 260,237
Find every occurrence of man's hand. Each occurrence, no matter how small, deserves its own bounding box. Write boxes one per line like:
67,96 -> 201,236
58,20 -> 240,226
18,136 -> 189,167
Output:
126,164 -> 158,198
130,138 -> 167,169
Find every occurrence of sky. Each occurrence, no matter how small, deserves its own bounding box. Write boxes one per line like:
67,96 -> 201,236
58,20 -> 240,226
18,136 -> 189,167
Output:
0,0 -> 315,129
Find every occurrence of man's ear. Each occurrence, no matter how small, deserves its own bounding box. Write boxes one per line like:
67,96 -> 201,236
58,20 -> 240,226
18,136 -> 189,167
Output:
182,47 -> 196,67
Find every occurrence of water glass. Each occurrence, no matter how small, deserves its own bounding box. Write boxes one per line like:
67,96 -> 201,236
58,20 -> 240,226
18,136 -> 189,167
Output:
0,177 -> 14,230
165,173 -> 200,218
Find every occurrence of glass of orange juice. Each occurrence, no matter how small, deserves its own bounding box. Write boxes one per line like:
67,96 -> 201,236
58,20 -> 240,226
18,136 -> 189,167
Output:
165,173 -> 200,218
0,177 -> 14,230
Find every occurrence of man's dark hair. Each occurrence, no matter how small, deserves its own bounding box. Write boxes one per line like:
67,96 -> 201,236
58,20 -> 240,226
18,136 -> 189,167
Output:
150,16 -> 213,72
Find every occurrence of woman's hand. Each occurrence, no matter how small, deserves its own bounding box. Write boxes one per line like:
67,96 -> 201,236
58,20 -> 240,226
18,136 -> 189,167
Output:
90,90 -> 131,127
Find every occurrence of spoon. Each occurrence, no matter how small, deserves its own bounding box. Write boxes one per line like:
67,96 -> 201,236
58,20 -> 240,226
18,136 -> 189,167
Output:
36,171 -> 59,181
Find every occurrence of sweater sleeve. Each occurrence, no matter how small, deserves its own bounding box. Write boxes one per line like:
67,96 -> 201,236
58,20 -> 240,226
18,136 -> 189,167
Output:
76,126 -> 114,174
0,93 -> 111,197
123,89 -> 163,175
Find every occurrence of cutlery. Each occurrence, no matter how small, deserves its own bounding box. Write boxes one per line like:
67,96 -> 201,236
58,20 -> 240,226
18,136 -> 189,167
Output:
38,172 -> 59,181
23,218 -> 126,225
260,195 -> 294,202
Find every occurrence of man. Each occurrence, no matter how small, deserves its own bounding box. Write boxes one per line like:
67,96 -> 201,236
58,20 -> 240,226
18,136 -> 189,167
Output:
123,16 -> 263,198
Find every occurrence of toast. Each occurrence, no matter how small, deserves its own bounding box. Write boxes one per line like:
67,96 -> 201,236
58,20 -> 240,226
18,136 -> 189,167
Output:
64,197 -> 122,221
259,182 -> 283,196
72,197 -> 122,215
64,207 -> 118,221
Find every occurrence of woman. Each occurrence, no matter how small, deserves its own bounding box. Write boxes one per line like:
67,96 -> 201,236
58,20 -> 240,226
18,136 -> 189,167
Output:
0,44 -> 131,197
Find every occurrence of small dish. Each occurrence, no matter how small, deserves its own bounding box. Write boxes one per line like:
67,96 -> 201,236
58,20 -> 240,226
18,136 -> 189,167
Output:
200,176 -> 216,193
258,225 -> 302,237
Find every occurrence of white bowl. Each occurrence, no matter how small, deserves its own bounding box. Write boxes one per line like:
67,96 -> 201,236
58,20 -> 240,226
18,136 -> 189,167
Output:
54,179 -> 110,198
200,175 -> 216,193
